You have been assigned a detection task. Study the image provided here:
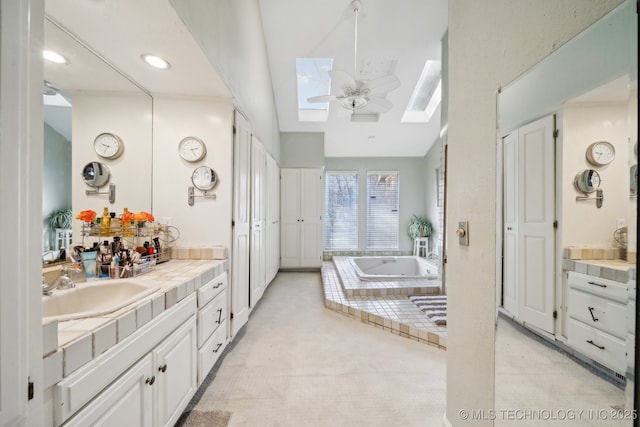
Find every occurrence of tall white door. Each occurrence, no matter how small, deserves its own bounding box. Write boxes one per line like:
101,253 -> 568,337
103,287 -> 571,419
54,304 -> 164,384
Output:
299,169 -> 323,267
280,169 -> 302,267
250,138 -> 266,306
231,112 -> 251,336
517,115 -> 556,334
502,131 -> 519,316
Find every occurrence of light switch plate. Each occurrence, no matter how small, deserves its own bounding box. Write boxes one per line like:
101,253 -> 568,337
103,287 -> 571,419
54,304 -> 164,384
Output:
457,221 -> 469,246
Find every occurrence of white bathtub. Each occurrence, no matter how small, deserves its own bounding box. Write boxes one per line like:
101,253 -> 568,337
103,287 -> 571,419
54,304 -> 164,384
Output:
348,256 -> 438,281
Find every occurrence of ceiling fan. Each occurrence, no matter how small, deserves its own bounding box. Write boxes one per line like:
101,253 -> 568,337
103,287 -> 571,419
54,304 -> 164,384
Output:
306,0 -> 400,113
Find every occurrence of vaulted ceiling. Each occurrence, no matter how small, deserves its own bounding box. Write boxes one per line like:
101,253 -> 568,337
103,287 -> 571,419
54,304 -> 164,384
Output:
43,0 -> 448,158
258,0 -> 448,157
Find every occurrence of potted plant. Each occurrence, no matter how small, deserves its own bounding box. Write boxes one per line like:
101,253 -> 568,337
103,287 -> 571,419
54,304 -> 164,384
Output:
46,207 -> 73,230
408,214 -> 432,239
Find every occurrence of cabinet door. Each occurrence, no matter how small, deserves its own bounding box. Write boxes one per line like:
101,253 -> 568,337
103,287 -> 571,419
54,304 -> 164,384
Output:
153,317 -> 197,427
63,355 -> 154,427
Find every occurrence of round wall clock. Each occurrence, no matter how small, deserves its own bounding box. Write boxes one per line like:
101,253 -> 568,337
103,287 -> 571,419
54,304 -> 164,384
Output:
178,136 -> 207,162
94,132 -> 124,160
585,141 -> 615,166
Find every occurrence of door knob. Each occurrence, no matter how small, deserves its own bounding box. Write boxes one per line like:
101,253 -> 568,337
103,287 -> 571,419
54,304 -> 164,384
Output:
456,228 -> 466,237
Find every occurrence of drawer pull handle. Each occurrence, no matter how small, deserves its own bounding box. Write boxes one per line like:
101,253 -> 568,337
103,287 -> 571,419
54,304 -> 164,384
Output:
213,343 -> 223,353
586,340 -> 605,350
145,376 -> 156,385
213,282 -> 223,289
216,308 -> 223,324
158,364 -> 167,373
587,281 -> 607,288
587,307 -> 599,322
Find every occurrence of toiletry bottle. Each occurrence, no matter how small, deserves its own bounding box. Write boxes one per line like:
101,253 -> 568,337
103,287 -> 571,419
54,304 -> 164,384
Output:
110,260 -> 117,279
110,212 -> 119,235
101,207 -> 111,236
122,208 -> 134,237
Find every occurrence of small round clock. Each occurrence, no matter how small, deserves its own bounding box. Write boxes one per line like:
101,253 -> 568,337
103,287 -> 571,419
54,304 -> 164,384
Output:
585,141 -> 615,166
94,132 -> 124,160
178,136 -> 207,162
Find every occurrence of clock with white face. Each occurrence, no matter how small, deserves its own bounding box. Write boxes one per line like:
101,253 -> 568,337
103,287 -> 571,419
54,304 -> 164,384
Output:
178,136 -> 207,162
94,133 -> 124,160
586,141 -> 615,166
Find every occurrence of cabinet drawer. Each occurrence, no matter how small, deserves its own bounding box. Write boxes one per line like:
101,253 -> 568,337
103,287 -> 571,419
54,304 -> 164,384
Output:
567,318 -> 627,375
567,272 -> 628,303
197,323 -> 227,386
197,290 -> 226,347
567,288 -> 627,339
197,272 -> 227,308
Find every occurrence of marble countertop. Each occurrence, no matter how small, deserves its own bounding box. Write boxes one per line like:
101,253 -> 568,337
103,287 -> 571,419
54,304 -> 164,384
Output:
42,258 -> 228,388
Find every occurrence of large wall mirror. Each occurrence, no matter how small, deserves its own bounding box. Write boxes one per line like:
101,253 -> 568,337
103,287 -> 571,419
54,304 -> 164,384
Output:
496,0 -> 637,422
43,17 -> 153,265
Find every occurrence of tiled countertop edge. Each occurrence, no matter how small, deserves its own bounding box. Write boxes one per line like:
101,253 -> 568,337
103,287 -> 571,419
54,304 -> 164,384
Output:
42,259 -> 228,388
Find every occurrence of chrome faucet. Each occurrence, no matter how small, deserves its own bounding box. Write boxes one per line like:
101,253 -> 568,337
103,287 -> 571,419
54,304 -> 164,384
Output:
42,266 -> 80,295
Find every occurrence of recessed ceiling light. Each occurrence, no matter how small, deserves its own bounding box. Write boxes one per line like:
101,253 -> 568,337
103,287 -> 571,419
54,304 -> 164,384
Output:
141,54 -> 171,70
43,50 -> 68,64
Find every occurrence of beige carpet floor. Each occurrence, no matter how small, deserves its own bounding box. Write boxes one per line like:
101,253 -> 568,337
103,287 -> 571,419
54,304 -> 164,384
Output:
183,271 -> 447,427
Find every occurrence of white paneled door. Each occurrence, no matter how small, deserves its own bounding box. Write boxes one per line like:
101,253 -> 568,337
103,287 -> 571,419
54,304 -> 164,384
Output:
280,168 -> 323,268
231,112 -> 251,336
517,115 -> 556,334
502,131 -> 519,317
250,138 -> 266,306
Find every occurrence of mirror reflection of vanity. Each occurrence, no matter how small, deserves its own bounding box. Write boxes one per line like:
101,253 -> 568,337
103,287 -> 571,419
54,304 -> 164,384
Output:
496,0 -> 637,420
43,17 -> 153,267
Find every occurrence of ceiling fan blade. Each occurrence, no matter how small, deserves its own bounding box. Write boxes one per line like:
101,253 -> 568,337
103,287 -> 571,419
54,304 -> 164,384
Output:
307,95 -> 338,103
364,75 -> 401,95
329,69 -> 356,91
365,96 -> 393,113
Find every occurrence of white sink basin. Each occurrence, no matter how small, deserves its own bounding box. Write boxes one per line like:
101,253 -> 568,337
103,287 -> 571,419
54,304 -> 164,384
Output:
42,279 -> 160,322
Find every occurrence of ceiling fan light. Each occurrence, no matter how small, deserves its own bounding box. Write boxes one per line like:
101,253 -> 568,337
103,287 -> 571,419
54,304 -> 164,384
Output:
341,96 -> 367,110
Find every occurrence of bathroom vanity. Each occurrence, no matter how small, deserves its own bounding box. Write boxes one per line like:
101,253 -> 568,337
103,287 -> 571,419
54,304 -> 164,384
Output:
42,259 -> 228,427
564,259 -> 635,380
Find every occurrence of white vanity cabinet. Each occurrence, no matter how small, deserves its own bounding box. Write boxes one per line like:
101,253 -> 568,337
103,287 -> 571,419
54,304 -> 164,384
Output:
153,317 -> 198,427
62,354 -> 154,427
196,271 -> 228,385
61,316 -> 197,427
53,293 -> 198,426
567,272 -> 628,375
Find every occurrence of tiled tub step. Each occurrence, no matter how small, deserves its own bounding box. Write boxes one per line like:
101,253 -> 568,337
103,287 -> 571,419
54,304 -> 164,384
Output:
322,262 -> 446,349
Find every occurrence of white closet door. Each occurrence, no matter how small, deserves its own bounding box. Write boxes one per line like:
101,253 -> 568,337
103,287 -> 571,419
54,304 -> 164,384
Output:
502,131 -> 519,316
517,115 -> 556,334
250,138 -> 266,306
299,169 -> 323,267
231,112 -> 250,336
280,169 -> 301,267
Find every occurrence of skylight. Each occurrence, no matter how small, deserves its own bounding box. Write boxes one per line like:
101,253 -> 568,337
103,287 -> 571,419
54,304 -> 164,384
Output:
401,60 -> 442,123
296,58 -> 333,122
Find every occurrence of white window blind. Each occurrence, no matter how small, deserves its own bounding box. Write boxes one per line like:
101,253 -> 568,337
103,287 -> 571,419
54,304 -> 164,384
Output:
366,172 -> 399,249
324,172 -> 358,250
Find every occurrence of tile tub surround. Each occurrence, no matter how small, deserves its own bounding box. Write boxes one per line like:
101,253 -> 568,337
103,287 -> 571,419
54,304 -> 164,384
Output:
41,258 -> 228,383
332,256 -> 441,296
322,261 -> 446,349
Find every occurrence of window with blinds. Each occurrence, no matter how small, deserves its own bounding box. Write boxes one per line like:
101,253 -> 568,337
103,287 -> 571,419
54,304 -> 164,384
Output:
366,172 -> 399,249
324,172 -> 358,250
